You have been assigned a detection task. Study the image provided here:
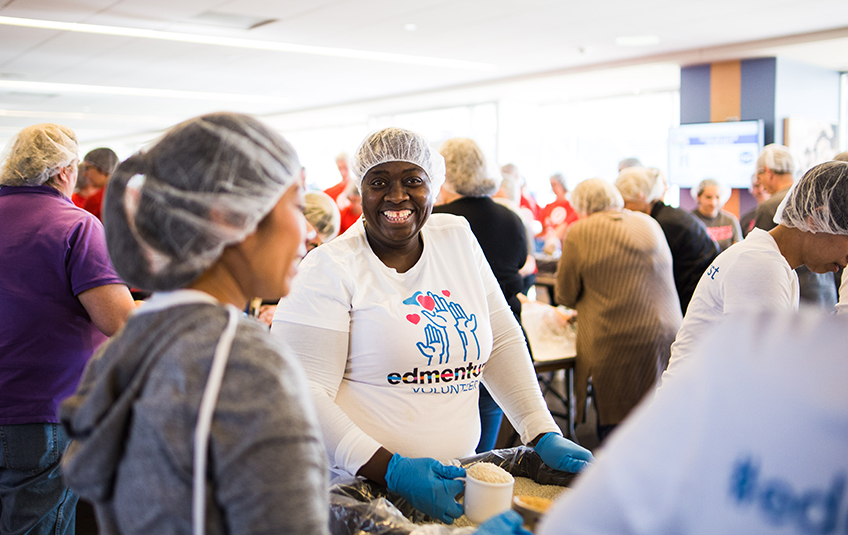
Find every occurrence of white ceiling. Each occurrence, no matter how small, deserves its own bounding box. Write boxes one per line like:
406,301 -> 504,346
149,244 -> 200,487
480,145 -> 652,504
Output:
1,0 -> 847,151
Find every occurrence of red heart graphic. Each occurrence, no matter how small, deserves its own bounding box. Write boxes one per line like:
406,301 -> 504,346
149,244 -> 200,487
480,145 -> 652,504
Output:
406,314 -> 420,325
442,290 -> 451,297
417,295 -> 435,311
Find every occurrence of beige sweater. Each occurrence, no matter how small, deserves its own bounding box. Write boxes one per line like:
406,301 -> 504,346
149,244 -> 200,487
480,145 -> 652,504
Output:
556,210 -> 682,425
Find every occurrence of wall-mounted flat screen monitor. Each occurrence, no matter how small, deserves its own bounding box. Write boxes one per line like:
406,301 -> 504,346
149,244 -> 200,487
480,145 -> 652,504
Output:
667,120 -> 764,188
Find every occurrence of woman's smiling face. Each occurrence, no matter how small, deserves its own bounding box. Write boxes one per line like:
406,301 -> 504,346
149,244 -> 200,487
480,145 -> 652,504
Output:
360,161 -> 433,254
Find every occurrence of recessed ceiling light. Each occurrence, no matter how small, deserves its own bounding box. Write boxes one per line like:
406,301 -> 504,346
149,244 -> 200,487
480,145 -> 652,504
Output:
615,35 -> 660,47
0,80 -> 283,103
403,23 -> 417,31
189,11 -> 277,30
0,15 -> 494,71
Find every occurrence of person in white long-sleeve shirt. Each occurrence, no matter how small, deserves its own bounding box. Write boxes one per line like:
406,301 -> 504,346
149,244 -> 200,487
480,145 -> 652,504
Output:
537,308 -> 848,535
663,161 -> 848,383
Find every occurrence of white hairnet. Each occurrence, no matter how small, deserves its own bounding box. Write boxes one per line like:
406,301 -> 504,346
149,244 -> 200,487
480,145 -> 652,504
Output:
104,112 -> 301,291
351,127 -> 446,196
0,123 -> 78,186
572,178 -> 624,216
776,161 -> 848,234
304,191 -> 341,242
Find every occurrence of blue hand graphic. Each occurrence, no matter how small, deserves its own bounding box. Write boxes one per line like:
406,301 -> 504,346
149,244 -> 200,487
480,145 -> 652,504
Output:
416,323 -> 446,365
431,292 -> 451,314
447,302 -> 480,361
421,308 -> 450,329
420,293 -> 453,363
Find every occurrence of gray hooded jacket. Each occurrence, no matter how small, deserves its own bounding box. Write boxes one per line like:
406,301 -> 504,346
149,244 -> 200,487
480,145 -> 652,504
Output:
60,303 -> 329,535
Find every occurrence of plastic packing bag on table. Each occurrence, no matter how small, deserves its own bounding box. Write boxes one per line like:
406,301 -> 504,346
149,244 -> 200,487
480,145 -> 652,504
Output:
329,485 -> 476,535
327,446 -> 577,535
520,302 -> 577,356
458,446 -> 578,487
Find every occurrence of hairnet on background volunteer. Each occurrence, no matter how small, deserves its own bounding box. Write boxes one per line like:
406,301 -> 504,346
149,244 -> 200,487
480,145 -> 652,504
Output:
305,191 -> 341,242
350,127 -> 446,195
775,160 -> 848,235
0,123 -> 78,187
104,112 -> 301,292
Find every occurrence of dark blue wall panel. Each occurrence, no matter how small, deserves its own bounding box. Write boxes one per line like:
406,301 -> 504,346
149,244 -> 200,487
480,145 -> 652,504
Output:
680,64 -> 711,125
740,58 -> 777,144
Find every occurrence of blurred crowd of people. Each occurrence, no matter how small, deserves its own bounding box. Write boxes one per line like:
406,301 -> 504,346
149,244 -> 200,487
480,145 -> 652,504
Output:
2,115 -> 847,535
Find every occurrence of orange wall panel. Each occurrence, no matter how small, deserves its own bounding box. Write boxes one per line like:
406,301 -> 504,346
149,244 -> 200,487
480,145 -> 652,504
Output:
710,61 -> 741,123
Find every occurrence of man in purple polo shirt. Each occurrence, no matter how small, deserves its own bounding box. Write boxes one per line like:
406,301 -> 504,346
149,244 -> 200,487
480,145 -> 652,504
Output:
0,123 -> 135,535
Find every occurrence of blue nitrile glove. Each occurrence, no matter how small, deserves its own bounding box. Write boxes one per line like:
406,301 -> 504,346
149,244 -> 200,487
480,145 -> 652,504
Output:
535,432 -> 594,473
475,510 -> 533,535
384,453 -> 465,523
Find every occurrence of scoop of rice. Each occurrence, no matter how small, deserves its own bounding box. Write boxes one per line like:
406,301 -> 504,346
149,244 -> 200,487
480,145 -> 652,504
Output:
466,462 -> 514,484
515,495 -> 552,512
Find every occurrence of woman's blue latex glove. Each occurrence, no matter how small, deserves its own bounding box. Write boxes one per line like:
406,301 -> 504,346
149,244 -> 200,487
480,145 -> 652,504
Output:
475,510 -> 532,535
384,453 -> 466,523
534,432 -> 594,473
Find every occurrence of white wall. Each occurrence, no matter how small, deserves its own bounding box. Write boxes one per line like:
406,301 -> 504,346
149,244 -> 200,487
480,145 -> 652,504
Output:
260,62 -> 683,197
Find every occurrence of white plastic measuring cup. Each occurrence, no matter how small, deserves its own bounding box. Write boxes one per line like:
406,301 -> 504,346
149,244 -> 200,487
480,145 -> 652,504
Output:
462,473 -> 515,524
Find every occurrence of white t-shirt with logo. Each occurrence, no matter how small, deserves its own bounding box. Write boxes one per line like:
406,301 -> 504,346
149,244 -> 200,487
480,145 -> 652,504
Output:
538,310 -> 848,535
664,228 -> 799,383
274,214 -> 557,476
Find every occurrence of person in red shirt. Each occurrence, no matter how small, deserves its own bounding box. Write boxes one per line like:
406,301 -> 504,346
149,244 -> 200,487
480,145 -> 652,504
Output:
539,172 -> 578,253
323,152 -> 352,202
337,181 -> 362,234
71,162 -> 97,207
80,147 -> 119,221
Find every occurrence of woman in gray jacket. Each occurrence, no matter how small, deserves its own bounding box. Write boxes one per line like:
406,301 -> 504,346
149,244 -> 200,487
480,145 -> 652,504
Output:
60,112 -> 329,535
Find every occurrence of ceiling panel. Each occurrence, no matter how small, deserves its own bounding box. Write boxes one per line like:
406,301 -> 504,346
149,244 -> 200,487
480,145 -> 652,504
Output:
104,0 -> 223,25
0,25 -> 57,66
0,0 -> 847,150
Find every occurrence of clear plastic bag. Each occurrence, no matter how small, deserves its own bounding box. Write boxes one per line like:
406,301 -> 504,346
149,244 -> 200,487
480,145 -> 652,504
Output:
520,302 -> 577,360
328,446 -> 576,535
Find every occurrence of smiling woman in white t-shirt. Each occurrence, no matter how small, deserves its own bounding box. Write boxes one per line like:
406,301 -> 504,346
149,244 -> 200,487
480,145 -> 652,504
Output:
273,127 -> 593,527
